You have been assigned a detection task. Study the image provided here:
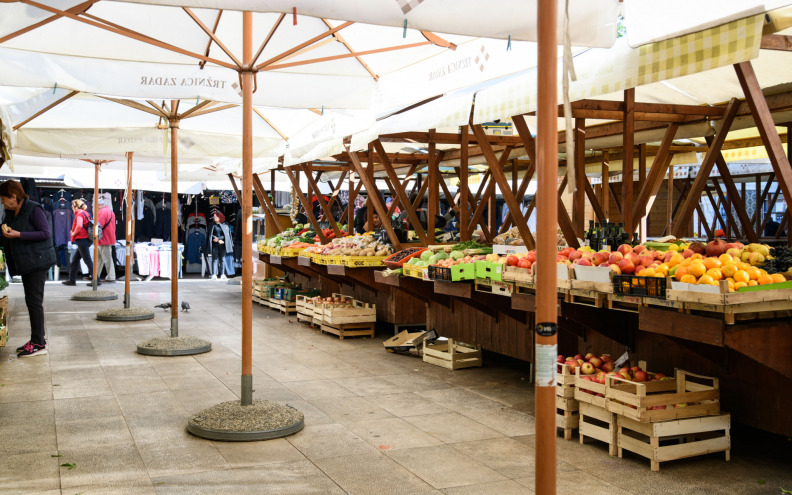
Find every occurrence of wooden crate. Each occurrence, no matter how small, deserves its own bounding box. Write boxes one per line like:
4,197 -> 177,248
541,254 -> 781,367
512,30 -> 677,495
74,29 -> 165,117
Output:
574,369 -> 608,409
0,296 -> 6,348
607,293 -> 644,312
571,265 -> 614,293
268,298 -> 297,315
579,401 -> 618,456
422,338 -> 483,370
566,288 -> 607,308
557,395 -> 580,441
474,278 -> 514,297
556,364 -> 576,399
502,266 -> 532,284
667,280 -> 792,324
617,413 -> 730,471
605,369 -> 720,423
322,299 -> 376,325
320,322 -> 375,340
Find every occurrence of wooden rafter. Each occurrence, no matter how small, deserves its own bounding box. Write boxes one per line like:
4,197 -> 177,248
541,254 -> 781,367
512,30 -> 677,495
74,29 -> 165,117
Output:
252,13 -> 286,66
466,147 -> 513,243
12,90 -> 79,130
760,34 -> 792,51
672,98 -> 740,238
339,179 -> 364,223
98,96 -> 169,118
321,19 -> 379,81
183,8 -> 242,67
427,133 -> 438,237
327,171 -> 348,210
0,0 -> 97,44
251,173 -> 282,234
179,100 -> 216,119
708,135 -> 759,242
705,189 -> 725,233
608,182 -> 623,219
253,108 -> 288,141
227,173 -> 242,202
198,11 -> 223,69
346,147 -> 402,250
663,180 -> 689,236
420,31 -> 457,50
622,88 -> 635,240
459,126 -> 470,241
19,1 -> 238,69
583,179 -> 607,225
760,187 -> 783,234
709,181 -> 740,236
255,21 -> 353,70
386,164 -> 417,216
501,117 -> 537,234
301,165 -> 343,238
572,118 -> 586,235
601,151 -> 610,220
472,125 -> 535,249
284,167 -> 327,243
259,41 -> 432,72
182,103 -> 237,119
629,123 -> 679,231
752,173 -> 775,226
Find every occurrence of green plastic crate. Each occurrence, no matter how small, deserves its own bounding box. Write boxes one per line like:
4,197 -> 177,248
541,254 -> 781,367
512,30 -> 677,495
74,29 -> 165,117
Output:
475,260 -> 504,281
428,263 -> 475,282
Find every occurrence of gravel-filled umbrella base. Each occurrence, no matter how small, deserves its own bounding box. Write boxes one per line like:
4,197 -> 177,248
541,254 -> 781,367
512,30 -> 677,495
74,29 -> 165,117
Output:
188,400 -> 304,441
72,289 -> 119,301
96,307 -> 155,321
136,336 -> 212,356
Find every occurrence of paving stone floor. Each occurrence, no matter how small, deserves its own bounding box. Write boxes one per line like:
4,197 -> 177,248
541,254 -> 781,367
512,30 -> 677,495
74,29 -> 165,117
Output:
1,279 -> 790,494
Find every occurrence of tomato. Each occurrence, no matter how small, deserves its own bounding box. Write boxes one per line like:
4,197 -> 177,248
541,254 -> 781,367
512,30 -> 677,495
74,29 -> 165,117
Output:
506,255 -> 519,266
518,259 -> 531,269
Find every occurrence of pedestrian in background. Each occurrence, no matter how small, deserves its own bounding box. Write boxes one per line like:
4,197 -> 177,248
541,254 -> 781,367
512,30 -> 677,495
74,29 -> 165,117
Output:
63,199 -> 94,286
96,193 -> 116,283
0,180 -> 57,357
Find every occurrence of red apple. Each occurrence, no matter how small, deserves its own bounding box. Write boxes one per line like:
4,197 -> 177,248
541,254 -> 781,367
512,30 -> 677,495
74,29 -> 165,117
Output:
682,249 -> 694,258
626,252 -> 641,265
617,244 -> 633,256
633,245 -> 646,254
619,371 -> 632,380
588,356 -> 603,368
601,362 -> 614,373
609,264 -> 622,275
601,355 -> 612,363
663,251 -> 674,263
577,258 -> 593,266
618,259 -> 636,274
581,362 -> 596,375
639,255 -> 653,267
557,355 -> 565,364
653,373 -> 666,380
577,359 -> 585,366
573,354 -> 583,361
631,366 -> 642,373
608,252 -> 624,265
584,353 -> 595,361
633,370 -> 648,382
564,360 -> 579,371
568,250 -> 583,261
593,252 -> 609,266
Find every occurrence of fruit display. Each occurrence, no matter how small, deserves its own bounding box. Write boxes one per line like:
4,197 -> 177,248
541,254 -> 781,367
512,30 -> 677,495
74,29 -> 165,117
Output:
302,233 -> 393,257
262,225 -> 317,249
383,248 -> 428,269
407,249 -> 489,268
763,247 -> 792,274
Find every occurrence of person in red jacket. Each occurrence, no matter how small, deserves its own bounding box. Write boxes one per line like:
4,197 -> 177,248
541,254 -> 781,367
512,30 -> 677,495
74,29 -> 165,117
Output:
62,199 -> 94,286
96,193 -> 116,282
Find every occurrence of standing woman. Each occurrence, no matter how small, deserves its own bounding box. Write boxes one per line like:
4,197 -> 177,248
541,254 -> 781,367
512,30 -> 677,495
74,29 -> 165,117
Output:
206,211 -> 232,280
0,180 -> 57,357
63,199 -> 94,286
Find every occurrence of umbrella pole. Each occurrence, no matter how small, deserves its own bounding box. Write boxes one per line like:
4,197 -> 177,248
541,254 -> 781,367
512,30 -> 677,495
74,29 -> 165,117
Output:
535,0 -> 558,494
92,161 -> 100,291
241,10 -> 254,407
170,111 -> 180,337
125,153 -> 133,308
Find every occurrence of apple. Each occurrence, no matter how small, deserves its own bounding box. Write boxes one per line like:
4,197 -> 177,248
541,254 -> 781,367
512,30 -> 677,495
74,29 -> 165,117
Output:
609,264 -> 622,275
608,252 -> 624,265
601,355 -> 612,363
584,353 -> 595,361
577,258 -> 593,266
581,362 -> 596,375
618,259 -> 636,274
653,373 -> 666,380
633,370 -> 648,382
682,249 -> 694,258
573,354 -> 583,361
557,355 -> 565,364
577,359 -> 585,366
619,371 -> 632,380
639,255 -> 653,267
593,252 -> 609,266
633,245 -> 646,254
588,356 -> 603,368
664,251 -> 675,263
626,252 -> 641,265
631,366 -> 642,373
568,250 -> 583,261
601,362 -> 614,373
617,244 -> 633,256
564,360 -> 579,371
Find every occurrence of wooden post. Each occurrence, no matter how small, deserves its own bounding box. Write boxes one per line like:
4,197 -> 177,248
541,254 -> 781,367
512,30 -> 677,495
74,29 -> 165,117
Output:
572,118 -> 586,236
92,161 -> 100,291
535,0 -> 557,493
169,109 -> 179,336
124,153 -> 133,308
601,151 -> 609,221
367,150 -> 374,230
460,126 -> 469,241
428,131 -> 438,240
622,89 -> 635,240
348,171 -> 355,232
667,165 -> 673,233
241,11 -> 254,406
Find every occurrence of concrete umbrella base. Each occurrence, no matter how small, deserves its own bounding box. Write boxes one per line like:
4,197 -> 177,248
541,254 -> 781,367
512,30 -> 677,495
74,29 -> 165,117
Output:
96,307 -> 155,321
72,289 -> 119,301
136,336 -> 212,356
188,400 -> 304,441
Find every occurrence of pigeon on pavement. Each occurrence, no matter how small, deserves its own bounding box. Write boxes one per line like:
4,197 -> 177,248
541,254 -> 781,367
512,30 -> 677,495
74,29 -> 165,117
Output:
181,301 -> 190,312
154,303 -> 171,311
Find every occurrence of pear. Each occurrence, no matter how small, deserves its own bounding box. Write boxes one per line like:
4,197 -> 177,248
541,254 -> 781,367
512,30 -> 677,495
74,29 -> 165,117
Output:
748,252 -> 766,266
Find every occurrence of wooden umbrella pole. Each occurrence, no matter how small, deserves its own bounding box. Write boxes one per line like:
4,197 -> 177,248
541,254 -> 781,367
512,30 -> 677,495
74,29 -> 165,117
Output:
241,10 -> 254,406
170,111 -> 180,337
124,152 -> 133,308
535,0 -> 558,494
92,161 -> 100,291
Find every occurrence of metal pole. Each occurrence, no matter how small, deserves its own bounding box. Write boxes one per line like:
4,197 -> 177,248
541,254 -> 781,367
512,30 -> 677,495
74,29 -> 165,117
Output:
124,153 -> 134,308
92,162 -> 100,291
241,10 -> 254,406
170,110 -> 179,337
535,0 -> 558,494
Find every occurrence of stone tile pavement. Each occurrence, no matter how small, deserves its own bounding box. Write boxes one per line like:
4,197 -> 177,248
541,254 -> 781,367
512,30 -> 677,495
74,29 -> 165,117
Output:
0,280 -> 790,494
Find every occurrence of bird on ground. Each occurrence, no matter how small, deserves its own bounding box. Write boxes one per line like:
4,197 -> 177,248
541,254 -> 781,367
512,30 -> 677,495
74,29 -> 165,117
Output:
154,302 -> 171,311
181,301 -> 190,312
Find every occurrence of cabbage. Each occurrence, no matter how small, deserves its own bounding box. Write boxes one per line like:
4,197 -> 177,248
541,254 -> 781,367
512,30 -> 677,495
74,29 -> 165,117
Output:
450,250 -> 464,260
434,251 -> 448,260
420,250 -> 433,261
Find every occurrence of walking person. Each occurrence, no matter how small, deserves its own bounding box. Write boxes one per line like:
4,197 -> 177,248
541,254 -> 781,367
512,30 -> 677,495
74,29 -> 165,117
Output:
63,199 -> 94,286
205,212 -> 232,280
0,180 -> 57,357
96,193 -> 116,283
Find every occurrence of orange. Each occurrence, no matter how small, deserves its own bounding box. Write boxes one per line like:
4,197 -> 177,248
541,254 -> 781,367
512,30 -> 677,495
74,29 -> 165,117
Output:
668,254 -> 684,267
748,280 -> 759,286
718,254 -> 733,265
726,279 -> 735,291
680,259 -> 693,268
771,273 -> 787,284
697,274 -> 715,285
735,261 -> 748,271
691,253 -> 703,260
746,267 -> 761,281
734,270 -> 749,284
689,262 -> 706,278
641,268 -> 655,277
757,274 -> 774,285
734,281 -> 748,290
703,258 -> 722,269
674,266 -> 689,281
721,264 -> 737,278
706,268 -> 723,281
680,274 -> 697,284
759,269 -> 768,276
656,264 -> 669,276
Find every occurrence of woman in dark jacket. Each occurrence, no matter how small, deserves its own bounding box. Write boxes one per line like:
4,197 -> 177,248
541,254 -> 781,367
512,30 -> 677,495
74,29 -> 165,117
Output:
205,212 -> 232,280
0,180 -> 57,357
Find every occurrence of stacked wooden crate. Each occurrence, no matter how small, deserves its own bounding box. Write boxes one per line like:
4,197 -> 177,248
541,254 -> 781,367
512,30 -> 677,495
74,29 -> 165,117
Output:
556,364 -> 579,440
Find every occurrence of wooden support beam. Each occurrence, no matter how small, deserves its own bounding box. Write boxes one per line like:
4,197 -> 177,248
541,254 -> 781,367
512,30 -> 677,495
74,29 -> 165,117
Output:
672,99 -> 740,238
347,148 -> 402,250
663,180 -> 690,236
227,173 -> 242,203
760,34 -> 792,51
777,209 -> 789,239
183,7 -> 243,67
608,182 -> 623,220
428,133 -> 438,240
472,125 -> 535,249
460,126 -> 470,241
704,188 -> 728,234
252,13 -> 285,66
583,178 -> 607,225
556,181 -> 580,248
735,62 -> 792,212
372,141 -> 429,245
327,171 -> 348,210
630,123 -> 679,231
198,11 -> 223,69
697,201 -> 715,239
667,165 -> 674,231
710,179 -> 741,238
622,88 -> 635,240
251,173 -> 282,234
572,118 -> 586,235
284,167 -> 327,243
601,151 -> 610,221
467,150 -> 512,243
321,18 -> 379,81
256,21 -> 353,70
708,136 -> 759,242
301,164 -> 343,237
0,0 -> 98,44
12,90 -> 79,130
761,187 -> 783,234
473,170 -> 491,204
499,159 -> 535,234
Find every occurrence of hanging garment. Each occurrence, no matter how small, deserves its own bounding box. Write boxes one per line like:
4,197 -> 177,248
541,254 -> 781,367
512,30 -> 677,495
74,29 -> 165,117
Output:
51,207 -> 73,247
152,203 -> 172,241
136,191 -> 144,220
185,229 -> 206,264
